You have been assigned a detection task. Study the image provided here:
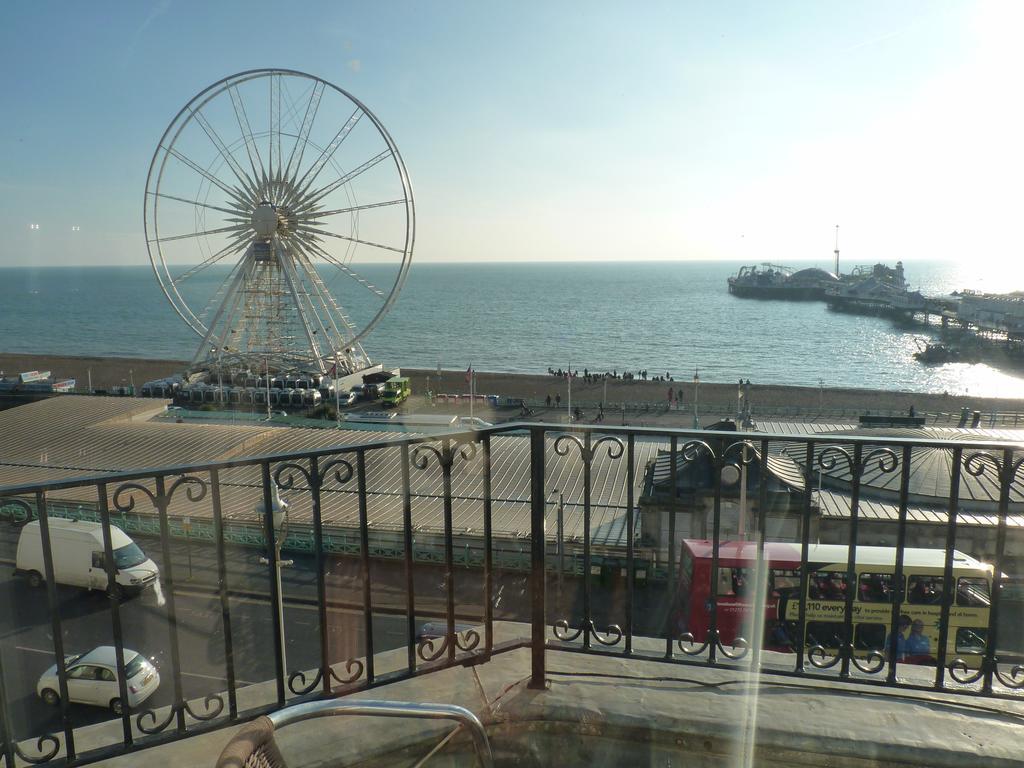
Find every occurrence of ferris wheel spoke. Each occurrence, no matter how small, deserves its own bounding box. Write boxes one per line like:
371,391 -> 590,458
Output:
292,251 -> 359,344
149,191 -> 246,218
296,150 -> 392,213
228,84 -> 267,188
288,233 -> 386,297
269,72 -> 281,182
297,198 -> 406,221
282,80 -> 325,185
286,250 -> 349,348
171,236 -> 251,284
189,108 -> 261,198
274,241 -> 327,365
301,225 -> 405,254
164,145 -> 250,207
194,253 -> 252,327
150,223 -> 248,244
288,244 -> 362,339
292,108 -> 363,197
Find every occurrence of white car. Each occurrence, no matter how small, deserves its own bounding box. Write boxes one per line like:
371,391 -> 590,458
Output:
336,390 -> 358,407
37,646 -> 159,714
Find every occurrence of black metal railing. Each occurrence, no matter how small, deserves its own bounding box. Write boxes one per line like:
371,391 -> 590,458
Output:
0,422 -> 1022,765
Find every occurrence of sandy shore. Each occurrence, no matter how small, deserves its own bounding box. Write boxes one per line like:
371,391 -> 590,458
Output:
2,354 -> 1022,418
402,368 -> 1024,417
0,353 -> 187,392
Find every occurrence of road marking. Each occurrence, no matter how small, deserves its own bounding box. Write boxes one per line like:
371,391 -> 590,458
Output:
181,670 -> 255,686
16,645 -> 54,655
174,588 -> 361,617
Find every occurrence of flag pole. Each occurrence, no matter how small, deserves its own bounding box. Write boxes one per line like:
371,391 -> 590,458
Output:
567,358 -> 572,422
334,351 -> 341,428
470,365 -> 474,421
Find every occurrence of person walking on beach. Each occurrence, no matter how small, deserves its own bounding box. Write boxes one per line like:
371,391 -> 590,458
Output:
546,394 -> 552,407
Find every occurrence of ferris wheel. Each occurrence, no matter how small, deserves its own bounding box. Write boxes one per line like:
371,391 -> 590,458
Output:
144,69 -> 414,376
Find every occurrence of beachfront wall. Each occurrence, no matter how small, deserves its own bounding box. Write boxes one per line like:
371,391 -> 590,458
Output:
1,422 -> 1024,765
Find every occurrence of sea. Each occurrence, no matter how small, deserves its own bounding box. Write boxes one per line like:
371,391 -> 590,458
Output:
2,260 -> 1024,398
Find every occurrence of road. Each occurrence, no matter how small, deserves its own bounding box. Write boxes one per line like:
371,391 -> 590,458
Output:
0,524 -> 670,742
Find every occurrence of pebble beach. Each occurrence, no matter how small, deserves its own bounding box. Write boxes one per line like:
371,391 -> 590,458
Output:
3,354 -> 1024,425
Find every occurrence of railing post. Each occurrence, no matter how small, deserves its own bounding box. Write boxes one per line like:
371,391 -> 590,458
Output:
529,426 -> 547,689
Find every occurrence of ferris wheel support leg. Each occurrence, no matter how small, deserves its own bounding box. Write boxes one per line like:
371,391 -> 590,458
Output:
275,240 -> 329,375
189,248 -> 255,372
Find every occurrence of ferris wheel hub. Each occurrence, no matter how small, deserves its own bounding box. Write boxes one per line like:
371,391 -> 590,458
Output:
251,203 -> 279,238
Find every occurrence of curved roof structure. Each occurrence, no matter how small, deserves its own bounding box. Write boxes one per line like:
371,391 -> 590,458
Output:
790,267 -> 839,284
781,427 -> 1024,508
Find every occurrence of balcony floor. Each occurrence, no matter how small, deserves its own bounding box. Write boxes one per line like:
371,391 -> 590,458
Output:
82,623 -> 1024,768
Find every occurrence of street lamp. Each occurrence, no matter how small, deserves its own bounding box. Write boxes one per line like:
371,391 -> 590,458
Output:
692,369 -> 700,429
258,485 -> 293,674
547,490 -> 565,598
721,449 -> 750,538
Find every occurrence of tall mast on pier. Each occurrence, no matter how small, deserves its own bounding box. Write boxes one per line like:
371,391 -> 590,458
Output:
833,224 -> 840,276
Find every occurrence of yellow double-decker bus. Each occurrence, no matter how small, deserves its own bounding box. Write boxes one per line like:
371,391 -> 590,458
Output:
676,541 -> 992,666
782,545 -> 991,666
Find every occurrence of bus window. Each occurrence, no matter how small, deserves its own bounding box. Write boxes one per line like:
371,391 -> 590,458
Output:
854,623 -> 886,651
956,577 -> 991,607
770,569 -> 800,598
809,571 -> 848,601
716,568 -> 735,596
955,627 -> 988,654
858,573 -> 903,603
908,575 -> 944,605
806,621 -> 845,649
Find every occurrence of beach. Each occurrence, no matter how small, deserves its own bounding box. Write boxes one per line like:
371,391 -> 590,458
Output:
0,353 -> 187,392
2,353 -> 1023,422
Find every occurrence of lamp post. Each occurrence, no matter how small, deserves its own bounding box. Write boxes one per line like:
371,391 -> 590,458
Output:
567,359 -> 572,422
548,490 -> 564,601
818,378 -> 824,413
721,448 -> 749,538
692,369 -> 700,429
258,486 -> 293,674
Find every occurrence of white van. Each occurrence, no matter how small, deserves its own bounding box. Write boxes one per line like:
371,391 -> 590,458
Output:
16,519 -> 159,593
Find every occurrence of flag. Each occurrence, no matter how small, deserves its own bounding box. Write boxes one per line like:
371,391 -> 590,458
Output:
465,366 -> 472,384
328,361 -> 337,377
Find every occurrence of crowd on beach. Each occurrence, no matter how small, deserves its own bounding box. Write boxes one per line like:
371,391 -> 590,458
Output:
547,367 -> 682,383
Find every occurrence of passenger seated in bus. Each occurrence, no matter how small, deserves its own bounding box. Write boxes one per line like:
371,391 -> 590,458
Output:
732,570 -> 746,597
904,619 -> 934,663
885,615 -> 912,661
814,575 -> 845,600
809,577 -> 826,600
909,577 -> 939,605
861,576 -> 889,602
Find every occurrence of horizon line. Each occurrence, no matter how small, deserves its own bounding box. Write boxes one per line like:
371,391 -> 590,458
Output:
0,256 -> 962,269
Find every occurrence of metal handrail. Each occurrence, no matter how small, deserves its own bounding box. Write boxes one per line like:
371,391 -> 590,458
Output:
267,699 -> 493,767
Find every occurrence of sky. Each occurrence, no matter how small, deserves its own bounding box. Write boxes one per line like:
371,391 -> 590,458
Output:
2,1 -> 1023,269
